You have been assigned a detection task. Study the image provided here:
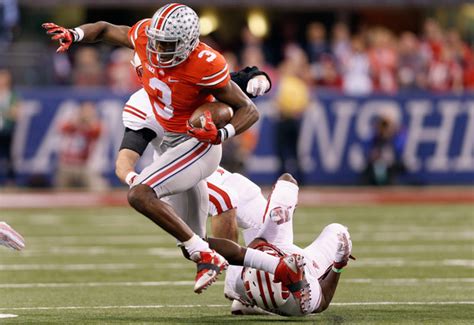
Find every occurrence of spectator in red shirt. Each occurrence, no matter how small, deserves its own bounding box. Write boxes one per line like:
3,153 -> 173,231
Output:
426,45 -> 463,93
56,101 -> 106,189
316,54 -> 342,90
420,18 -> 444,62
368,28 -> 398,93
446,29 -> 474,91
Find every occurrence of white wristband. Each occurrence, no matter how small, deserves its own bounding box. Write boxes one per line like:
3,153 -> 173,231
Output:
219,124 -> 236,142
125,171 -> 138,186
73,27 -> 84,42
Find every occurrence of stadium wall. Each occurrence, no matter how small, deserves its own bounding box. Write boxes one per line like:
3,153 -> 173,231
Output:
10,88 -> 474,186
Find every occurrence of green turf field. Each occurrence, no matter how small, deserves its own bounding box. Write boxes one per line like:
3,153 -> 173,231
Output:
1,205 -> 473,324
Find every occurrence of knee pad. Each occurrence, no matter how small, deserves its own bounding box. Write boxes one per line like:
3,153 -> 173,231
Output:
324,223 -> 349,235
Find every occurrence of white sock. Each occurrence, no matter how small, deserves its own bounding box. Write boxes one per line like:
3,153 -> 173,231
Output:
224,265 -> 242,300
182,234 -> 211,256
243,248 -> 280,274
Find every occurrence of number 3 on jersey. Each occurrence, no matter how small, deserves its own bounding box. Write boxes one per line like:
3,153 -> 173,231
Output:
149,77 -> 173,119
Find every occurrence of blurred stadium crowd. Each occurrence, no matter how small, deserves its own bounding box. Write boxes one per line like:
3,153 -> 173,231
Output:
0,3 -> 472,94
24,20 -> 474,94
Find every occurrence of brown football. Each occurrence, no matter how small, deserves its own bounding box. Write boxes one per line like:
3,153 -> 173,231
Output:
189,102 -> 233,128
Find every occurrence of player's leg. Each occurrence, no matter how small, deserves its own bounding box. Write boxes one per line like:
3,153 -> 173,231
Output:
207,178 -> 239,242
127,138 -> 226,293
252,173 -> 299,249
128,139 -> 220,243
165,180 -> 209,239
303,223 -> 352,279
251,174 -> 312,313
206,179 -> 296,276
211,209 -> 239,242
223,172 -> 266,231
208,172 -> 305,290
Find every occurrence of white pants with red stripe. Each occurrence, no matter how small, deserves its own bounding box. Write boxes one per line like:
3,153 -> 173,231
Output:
134,135 -> 222,238
207,168 -> 267,237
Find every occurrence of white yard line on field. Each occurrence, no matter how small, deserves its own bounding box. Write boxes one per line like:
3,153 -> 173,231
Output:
0,314 -> 18,318
0,302 -> 473,311
1,278 -> 473,289
17,247 -> 183,257
23,235 -> 171,245
0,263 -> 191,271
331,301 -> 474,306
21,229 -> 474,245
2,259 -> 472,271
353,259 -> 474,268
12,244 -> 472,257
0,281 -> 198,288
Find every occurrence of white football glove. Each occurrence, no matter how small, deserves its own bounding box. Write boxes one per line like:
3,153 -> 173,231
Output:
0,222 -> 25,251
246,75 -> 270,97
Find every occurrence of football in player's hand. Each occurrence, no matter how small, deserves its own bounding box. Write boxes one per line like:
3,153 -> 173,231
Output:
189,102 -> 233,128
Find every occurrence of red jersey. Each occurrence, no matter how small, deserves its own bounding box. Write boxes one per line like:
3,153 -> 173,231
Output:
128,19 -> 231,133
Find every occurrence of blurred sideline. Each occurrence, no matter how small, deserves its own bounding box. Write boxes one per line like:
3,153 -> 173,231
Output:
0,187 -> 472,209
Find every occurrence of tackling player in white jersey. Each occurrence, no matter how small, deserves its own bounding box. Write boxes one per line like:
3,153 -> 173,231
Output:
219,173 -> 354,316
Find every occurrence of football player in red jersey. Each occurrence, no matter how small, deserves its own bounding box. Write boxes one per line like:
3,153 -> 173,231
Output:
43,3 -> 307,301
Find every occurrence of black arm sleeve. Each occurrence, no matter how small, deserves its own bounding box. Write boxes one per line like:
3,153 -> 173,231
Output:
230,66 -> 272,98
119,127 -> 157,156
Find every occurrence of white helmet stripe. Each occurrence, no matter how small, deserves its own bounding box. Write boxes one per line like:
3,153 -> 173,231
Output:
151,3 -> 172,29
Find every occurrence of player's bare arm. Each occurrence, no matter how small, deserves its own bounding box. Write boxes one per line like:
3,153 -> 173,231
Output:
116,127 -> 158,185
77,22 -> 132,47
210,80 -> 259,136
211,209 -> 239,242
315,268 -> 341,313
42,21 -> 132,52
116,149 -> 140,185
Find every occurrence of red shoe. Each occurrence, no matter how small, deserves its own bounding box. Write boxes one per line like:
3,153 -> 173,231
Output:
273,254 -> 311,313
191,250 -> 229,294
